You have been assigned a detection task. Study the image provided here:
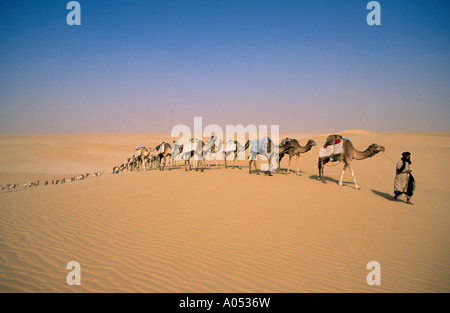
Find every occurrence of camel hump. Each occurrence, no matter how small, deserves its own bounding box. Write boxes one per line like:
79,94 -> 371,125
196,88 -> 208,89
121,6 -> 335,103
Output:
325,134 -> 343,145
280,138 -> 292,148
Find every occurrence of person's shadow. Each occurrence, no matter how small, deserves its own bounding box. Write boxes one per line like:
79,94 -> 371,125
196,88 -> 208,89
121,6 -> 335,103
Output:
371,189 -> 397,202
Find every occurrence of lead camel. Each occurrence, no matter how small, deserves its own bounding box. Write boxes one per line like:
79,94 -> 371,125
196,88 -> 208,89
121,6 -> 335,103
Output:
318,135 -> 385,189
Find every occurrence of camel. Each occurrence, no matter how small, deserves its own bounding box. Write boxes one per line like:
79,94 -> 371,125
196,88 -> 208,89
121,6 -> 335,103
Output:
135,146 -> 154,171
94,170 -> 105,177
223,140 -> 250,169
204,137 -> 223,167
248,137 -> 296,176
278,138 -> 317,175
181,138 -> 205,172
149,154 -> 159,169
76,173 -> 89,181
7,183 -> 19,191
170,140 -> 184,167
134,146 -> 151,171
124,157 -> 132,171
317,135 -> 385,189
24,180 -> 39,189
0,185 -> 4,191
127,156 -> 140,171
155,142 -> 172,170
201,136 -> 219,167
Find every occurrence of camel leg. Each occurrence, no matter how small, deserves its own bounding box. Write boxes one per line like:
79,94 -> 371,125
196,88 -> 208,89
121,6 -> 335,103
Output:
197,157 -> 204,172
347,164 -> 360,190
287,155 -> 292,174
249,160 -> 253,174
266,156 -> 273,176
339,164 -> 348,186
318,159 -> 322,181
318,158 -> 328,183
296,155 -> 301,175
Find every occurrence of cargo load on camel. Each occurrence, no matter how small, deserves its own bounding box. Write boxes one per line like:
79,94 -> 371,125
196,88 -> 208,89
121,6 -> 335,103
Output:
319,135 -> 351,159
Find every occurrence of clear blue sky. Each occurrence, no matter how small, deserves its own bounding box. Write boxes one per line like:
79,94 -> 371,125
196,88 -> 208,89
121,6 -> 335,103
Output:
0,0 -> 449,133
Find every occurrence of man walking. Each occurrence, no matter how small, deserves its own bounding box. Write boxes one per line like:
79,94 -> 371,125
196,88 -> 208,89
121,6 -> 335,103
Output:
394,152 -> 415,205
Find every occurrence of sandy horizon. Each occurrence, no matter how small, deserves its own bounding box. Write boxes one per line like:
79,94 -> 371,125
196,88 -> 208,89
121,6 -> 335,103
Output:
0,130 -> 449,292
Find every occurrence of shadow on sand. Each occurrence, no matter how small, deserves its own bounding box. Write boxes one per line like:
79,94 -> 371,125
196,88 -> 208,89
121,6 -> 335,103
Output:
371,189 -> 397,202
309,175 -> 339,184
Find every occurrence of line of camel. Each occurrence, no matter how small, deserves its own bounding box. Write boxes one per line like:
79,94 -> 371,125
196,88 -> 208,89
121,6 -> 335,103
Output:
116,134 -> 385,190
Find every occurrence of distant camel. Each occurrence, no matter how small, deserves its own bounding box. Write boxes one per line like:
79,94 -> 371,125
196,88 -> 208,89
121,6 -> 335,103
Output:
134,146 -> 150,171
7,183 -> 19,191
279,138 -> 317,175
223,140 -> 250,169
318,135 -> 385,189
181,138 -> 205,172
76,173 -> 89,181
24,180 -> 39,189
204,137 -> 223,167
248,137 -> 295,176
155,142 -> 172,170
170,140 -> 184,167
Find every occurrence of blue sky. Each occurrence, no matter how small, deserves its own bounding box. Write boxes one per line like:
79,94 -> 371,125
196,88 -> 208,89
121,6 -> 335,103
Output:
0,0 -> 449,133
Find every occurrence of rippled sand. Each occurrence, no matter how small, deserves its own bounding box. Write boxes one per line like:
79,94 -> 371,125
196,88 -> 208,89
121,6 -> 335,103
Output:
0,131 -> 449,292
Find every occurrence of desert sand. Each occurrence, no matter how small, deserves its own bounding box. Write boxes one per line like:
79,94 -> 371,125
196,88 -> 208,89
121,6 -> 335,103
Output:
0,130 -> 449,292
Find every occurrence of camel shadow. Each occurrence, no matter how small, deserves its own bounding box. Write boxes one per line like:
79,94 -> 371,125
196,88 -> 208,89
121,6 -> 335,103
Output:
371,189 -> 397,202
309,175 -> 339,184
277,168 -> 305,175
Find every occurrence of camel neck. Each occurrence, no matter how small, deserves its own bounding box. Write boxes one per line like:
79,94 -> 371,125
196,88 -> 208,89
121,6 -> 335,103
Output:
302,143 -> 313,153
352,145 -> 374,160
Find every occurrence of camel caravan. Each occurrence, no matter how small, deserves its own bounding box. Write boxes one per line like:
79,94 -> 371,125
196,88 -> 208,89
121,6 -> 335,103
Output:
1,134 -> 386,194
0,170 -> 104,193
112,133 -> 384,188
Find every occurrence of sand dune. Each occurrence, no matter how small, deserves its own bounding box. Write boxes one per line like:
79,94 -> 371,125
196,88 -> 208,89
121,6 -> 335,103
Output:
0,132 -> 449,292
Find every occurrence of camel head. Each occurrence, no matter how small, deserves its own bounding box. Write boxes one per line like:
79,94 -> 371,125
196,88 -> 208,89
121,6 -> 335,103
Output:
369,143 -> 385,155
307,140 -> 317,147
